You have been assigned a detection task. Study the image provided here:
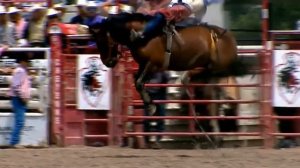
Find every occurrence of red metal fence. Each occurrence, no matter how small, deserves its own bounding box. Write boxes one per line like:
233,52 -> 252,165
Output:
112,45 -> 269,148
266,31 -> 300,145
49,26 -> 113,146
49,26 -> 300,148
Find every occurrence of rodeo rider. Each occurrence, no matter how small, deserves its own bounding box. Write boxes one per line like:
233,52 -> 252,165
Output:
132,0 -> 223,46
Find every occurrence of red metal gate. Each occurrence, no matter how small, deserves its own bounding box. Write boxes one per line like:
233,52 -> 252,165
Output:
112,45 -> 271,148
49,25 -> 114,146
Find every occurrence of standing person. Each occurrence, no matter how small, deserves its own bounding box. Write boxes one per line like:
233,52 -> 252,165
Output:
46,8 -> 61,25
7,6 -> 27,42
23,4 -> 47,47
144,71 -> 169,149
84,1 -> 105,26
70,0 -> 88,25
8,56 -> 31,148
0,5 -> 18,47
53,3 -> 67,22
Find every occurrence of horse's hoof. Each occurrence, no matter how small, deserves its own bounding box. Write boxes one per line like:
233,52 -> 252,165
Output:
147,104 -> 157,116
135,83 -> 143,91
151,142 -> 162,149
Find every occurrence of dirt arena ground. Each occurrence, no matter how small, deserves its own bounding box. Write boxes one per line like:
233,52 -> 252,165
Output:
1,147 -> 300,168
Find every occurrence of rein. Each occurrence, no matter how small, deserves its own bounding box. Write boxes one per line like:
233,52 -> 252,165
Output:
105,32 -> 120,63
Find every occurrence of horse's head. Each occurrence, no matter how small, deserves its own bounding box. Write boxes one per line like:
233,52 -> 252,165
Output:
89,18 -> 120,68
89,13 -> 152,67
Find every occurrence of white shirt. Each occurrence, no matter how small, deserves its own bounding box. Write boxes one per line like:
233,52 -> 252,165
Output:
169,0 -> 206,22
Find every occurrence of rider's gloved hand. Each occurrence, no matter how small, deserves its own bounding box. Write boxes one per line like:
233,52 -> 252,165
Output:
151,8 -> 174,21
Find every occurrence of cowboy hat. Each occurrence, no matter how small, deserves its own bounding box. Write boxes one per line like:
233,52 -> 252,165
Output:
86,1 -> 98,7
76,0 -> 87,6
30,4 -> 45,12
120,4 -> 134,13
53,3 -> 66,9
7,6 -> 21,14
47,8 -> 60,16
106,5 -> 118,14
0,6 -> 7,14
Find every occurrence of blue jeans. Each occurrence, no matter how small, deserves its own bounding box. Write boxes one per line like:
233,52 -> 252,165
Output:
143,13 -> 166,40
144,93 -> 166,143
10,97 -> 26,146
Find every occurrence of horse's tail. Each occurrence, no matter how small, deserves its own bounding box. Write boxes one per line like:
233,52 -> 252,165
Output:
227,56 -> 253,76
211,56 -> 253,78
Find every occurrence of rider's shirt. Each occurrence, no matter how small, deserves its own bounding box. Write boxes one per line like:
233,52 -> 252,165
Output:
169,0 -> 223,22
169,0 -> 206,22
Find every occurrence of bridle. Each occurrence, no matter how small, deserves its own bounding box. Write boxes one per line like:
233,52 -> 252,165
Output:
105,32 -> 120,64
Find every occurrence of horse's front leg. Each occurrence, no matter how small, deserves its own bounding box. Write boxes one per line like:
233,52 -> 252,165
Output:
134,63 -> 156,115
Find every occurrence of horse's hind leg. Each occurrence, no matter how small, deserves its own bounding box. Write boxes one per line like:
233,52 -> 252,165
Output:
210,87 -> 220,133
209,83 -> 224,147
134,62 -> 156,115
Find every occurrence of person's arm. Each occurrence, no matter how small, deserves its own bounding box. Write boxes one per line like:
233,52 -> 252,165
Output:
0,45 -> 8,55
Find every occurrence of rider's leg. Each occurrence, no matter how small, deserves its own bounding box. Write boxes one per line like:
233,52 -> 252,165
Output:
131,13 -> 166,46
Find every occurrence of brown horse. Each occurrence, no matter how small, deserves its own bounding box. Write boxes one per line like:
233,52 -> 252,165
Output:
89,12 -> 249,113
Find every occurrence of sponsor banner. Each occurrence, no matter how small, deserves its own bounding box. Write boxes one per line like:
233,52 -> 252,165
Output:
273,50 -> 300,107
77,54 -> 112,110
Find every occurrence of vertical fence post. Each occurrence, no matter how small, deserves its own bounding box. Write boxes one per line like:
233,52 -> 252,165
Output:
49,24 -> 63,146
262,40 -> 275,149
261,0 -> 275,149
